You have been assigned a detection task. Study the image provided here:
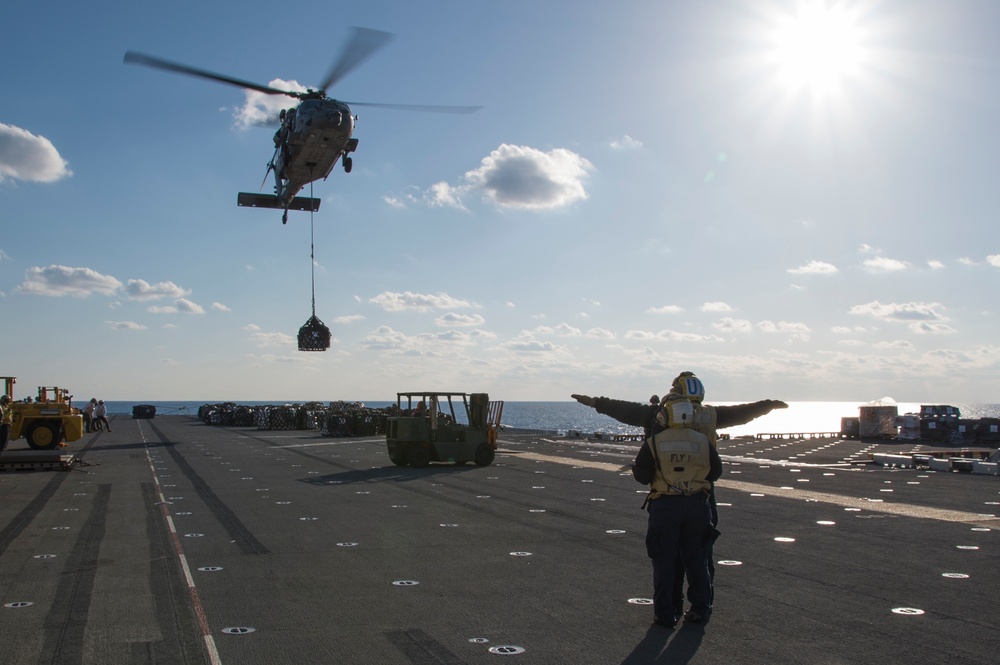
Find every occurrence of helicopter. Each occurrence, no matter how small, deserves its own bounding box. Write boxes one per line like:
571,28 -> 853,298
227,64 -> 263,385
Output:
125,28 -> 480,223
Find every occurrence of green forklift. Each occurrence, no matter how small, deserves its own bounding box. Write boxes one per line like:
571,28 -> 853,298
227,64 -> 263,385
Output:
385,392 -> 503,468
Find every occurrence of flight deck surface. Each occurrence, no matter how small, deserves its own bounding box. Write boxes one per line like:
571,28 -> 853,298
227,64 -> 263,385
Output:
0,417 -> 996,664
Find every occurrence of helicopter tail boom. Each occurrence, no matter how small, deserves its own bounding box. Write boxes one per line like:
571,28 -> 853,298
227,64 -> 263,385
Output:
237,193 -> 321,213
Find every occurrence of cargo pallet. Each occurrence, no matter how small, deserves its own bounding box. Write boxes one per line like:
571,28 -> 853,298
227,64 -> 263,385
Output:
871,449 -> 998,475
0,450 -> 83,472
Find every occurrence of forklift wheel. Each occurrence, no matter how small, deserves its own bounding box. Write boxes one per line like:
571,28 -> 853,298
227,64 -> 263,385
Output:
26,422 -> 61,450
474,442 -> 495,467
407,445 -> 431,468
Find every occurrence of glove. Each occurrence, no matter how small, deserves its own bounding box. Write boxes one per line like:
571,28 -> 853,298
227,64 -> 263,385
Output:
571,394 -> 595,407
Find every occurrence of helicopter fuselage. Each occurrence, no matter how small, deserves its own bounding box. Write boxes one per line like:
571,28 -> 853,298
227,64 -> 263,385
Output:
272,98 -> 356,206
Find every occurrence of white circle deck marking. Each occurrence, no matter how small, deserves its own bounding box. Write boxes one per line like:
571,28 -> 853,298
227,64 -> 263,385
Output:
606,530 -> 626,534
956,545 -> 980,550
892,607 -> 924,615
817,521 -> 836,525
336,542 -> 358,547
33,554 -> 56,559
628,598 -> 653,605
942,573 -> 969,579
510,552 -> 532,557
775,537 -> 796,542
470,638 -> 490,643
198,566 -> 223,572
393,580 -> 419,586
4,602 -> 33,608
222,627 -> 256,634
489,645 -> 526,655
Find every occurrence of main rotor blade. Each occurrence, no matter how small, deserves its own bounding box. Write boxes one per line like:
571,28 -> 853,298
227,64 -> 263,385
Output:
344,101 -> 483,114
317,27 -> 393,93
124,51 -> 298,98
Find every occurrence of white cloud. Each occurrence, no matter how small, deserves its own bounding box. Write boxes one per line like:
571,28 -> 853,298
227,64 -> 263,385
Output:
849,300 -> 953,334
700,302 -> 732,313
17,265 -> 121,297
958,257 -> 976,266
927,260 -> 945,269
624,329 -> 725,343
849,300 -> 946,323
610,135 -> 643,150
0,123 -> 72,183
862,256 -> 910,273
908,322 -> 957,335
244,323 -> 261,331
787,260 -> 838,275
987,254 -> 1000,268
108,321 -> 147,331
126,279 -> 190,301
426,181 -> 468,210
758,320 -> 811,341
333,314 -> 366,324
713,318 -> 753,333
499,339 -> 568,353
250,331 -> 296,348
370,291 -> 473,312
874,340 -> 915,350
585,328 -> 616,339
149,298 -> 206,314
233,80 -> 307,129
533,323 -> 582,337
435,313 -> 485,327
647,305 -> 683,314
175,298 -> 205,314
464,144 -> 593,210
211,302 -> 231,312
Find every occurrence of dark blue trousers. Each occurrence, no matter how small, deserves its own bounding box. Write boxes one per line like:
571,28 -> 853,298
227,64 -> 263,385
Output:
646,493 -> 713,621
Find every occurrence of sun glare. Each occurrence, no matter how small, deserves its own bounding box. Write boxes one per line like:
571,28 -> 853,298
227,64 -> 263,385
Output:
769,2 -> 866,96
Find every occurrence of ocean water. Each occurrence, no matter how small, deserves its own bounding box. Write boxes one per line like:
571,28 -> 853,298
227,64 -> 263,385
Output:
95,400 -> 1000,438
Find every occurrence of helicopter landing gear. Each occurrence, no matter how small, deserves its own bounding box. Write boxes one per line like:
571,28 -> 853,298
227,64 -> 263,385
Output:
343,156 -> 353,173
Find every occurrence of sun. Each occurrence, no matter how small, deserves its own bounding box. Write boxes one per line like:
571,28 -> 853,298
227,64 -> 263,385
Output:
768,2 -> 867,96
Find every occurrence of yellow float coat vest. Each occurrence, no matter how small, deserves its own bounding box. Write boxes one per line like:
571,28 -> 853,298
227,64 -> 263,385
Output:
691,403 -> 718,446
645,426 -> 713,499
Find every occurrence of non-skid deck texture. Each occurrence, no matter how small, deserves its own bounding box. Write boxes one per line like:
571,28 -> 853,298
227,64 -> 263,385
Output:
0,418 -> 996,664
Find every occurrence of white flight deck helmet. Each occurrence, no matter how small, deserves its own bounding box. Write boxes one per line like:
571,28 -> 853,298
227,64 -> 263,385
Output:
670,371 -> 705,402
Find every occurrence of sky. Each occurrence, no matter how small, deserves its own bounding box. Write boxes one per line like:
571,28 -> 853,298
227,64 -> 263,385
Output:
2,0 -> 999,403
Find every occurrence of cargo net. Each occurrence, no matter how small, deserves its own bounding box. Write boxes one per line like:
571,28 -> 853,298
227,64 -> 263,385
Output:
298,314 -> 331,352
198,401 -> 390,435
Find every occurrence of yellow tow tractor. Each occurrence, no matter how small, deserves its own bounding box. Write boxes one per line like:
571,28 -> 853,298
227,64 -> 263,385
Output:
2,377 -> 84,450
